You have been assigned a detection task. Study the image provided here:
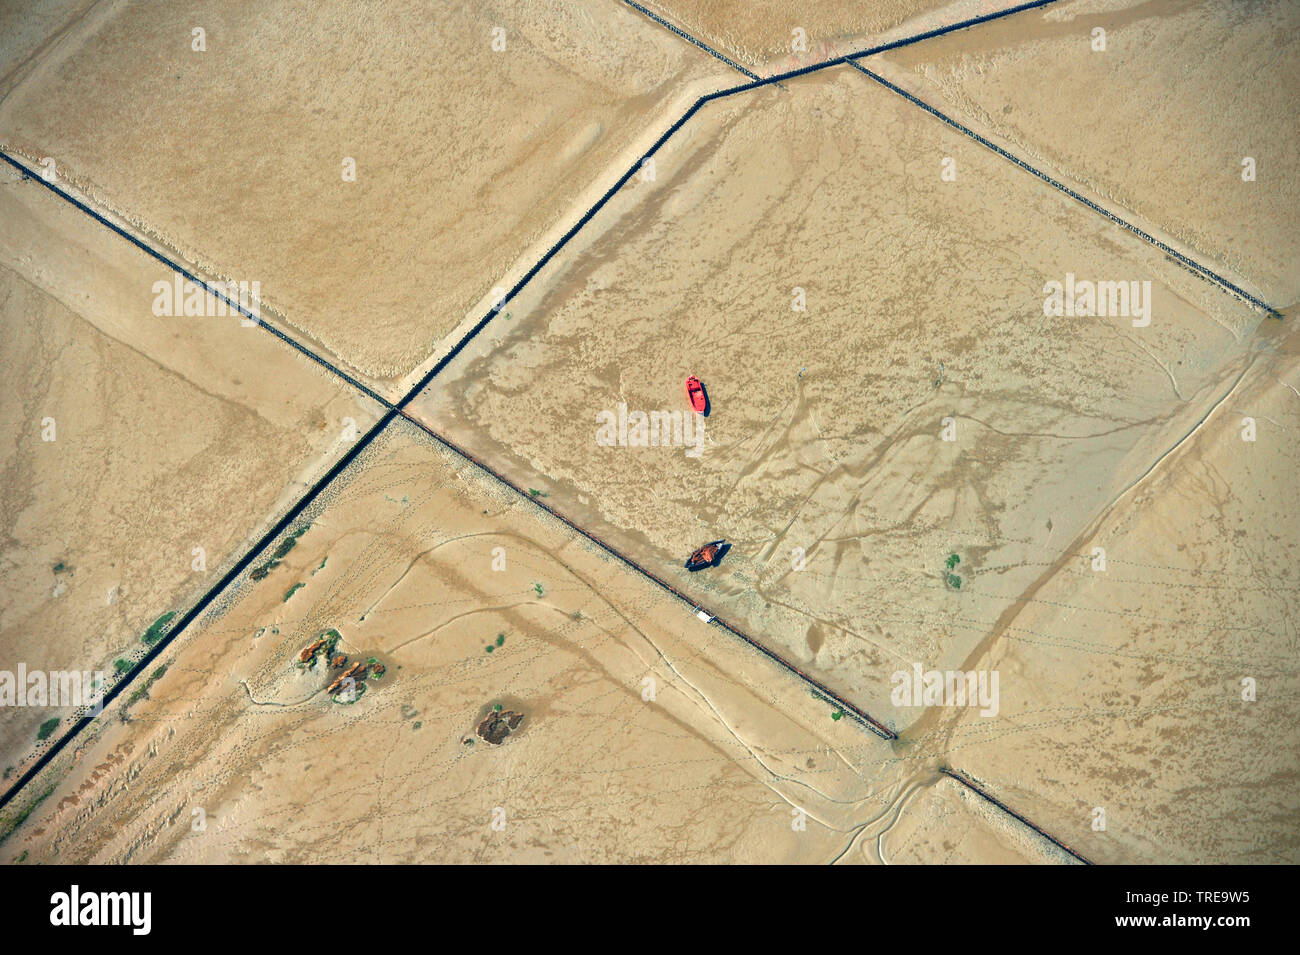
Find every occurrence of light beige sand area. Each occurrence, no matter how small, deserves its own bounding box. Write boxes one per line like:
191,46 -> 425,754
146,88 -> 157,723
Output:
876,0 -> 1300,307
876,774 -> 1074,863
0,421 -> 1062,865
906,319 -> 1300,863
0,0 -> 94,92
0,0 -> 730,395
0,170 -> 383,792
638,0 -> 1033,72
410,66 -> 1267,734
3,0 -> 1296,866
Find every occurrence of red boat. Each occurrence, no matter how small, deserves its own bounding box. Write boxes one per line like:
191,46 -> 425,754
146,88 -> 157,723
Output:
685,539 -> 727,572
686,376 -> 707,414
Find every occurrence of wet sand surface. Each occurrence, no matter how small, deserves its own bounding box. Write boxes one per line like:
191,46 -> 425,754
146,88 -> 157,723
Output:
908,320 -> 1300,862
877,0 -> 1300,307
637,0 -> 1038,73
3,0 -> 1297,864
0,0 -> 729,394
0,169 -> 383,794
0,0 -> 94,91
409,67 -> 1266,733
0,421 -> 1057,864
879,774 -> 1076,863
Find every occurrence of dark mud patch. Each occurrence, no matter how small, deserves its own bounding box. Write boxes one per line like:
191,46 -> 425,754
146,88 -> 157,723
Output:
476,708 -> 525,745
805,622 -> 825,655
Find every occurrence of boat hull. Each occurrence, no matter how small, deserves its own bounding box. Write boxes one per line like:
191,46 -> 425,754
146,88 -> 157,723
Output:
685,376 -> 708,415
685,539 -> 728,571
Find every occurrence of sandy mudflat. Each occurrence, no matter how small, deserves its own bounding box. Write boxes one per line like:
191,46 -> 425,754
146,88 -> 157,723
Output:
876,774 -> 1076,863
0,0 -> 731,394
0,170 -> 383,793
409,66 -> 1267,735
0,420 -> 1049,864
2,0 -> 1296,865
876,0 -> 1300,307
638,0 -> 1035,72
0,0 -> 94,93
908,319 -> 1300,863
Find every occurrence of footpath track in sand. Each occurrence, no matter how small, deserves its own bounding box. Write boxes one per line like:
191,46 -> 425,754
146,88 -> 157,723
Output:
0,144 -> 902,815
0,0 -> 1208,861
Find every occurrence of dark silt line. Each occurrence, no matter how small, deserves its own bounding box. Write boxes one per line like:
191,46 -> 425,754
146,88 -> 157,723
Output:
629,0 -> 1064,94
406,422 -> 898,741
619,0 -> 760,80
622,0 -> 1279,319
941,768 -> 1094,864
846,63 -> 1281,318
0,131 -> 893,745
2,0 -> 1148,826
0,151 -> 398,407
402,3 -> 1085,401
618,0 -> 1122,864
0,99 -> 894,810
394,92 -> 712,409
0,408 -> 399,815
0,152 -> 410,815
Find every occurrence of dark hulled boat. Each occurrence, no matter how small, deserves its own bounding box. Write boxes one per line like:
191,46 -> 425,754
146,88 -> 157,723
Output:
685,539 -> 727,571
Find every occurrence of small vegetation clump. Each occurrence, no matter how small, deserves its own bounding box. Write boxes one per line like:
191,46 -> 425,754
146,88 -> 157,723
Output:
283,582 -> 305,602
533,582 -> 544,597
808,690 -> 845,721
36,717 -> 60,741
944,553 -> 962,590
127,664 -> 169,706
250,524 -> 311,581
3,784 -> 54,834
271,525 -> 310,560
141,612 -> 176,646
114,658 -> 133,674
331,681 -> 367,705
528,488 -> 547,498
